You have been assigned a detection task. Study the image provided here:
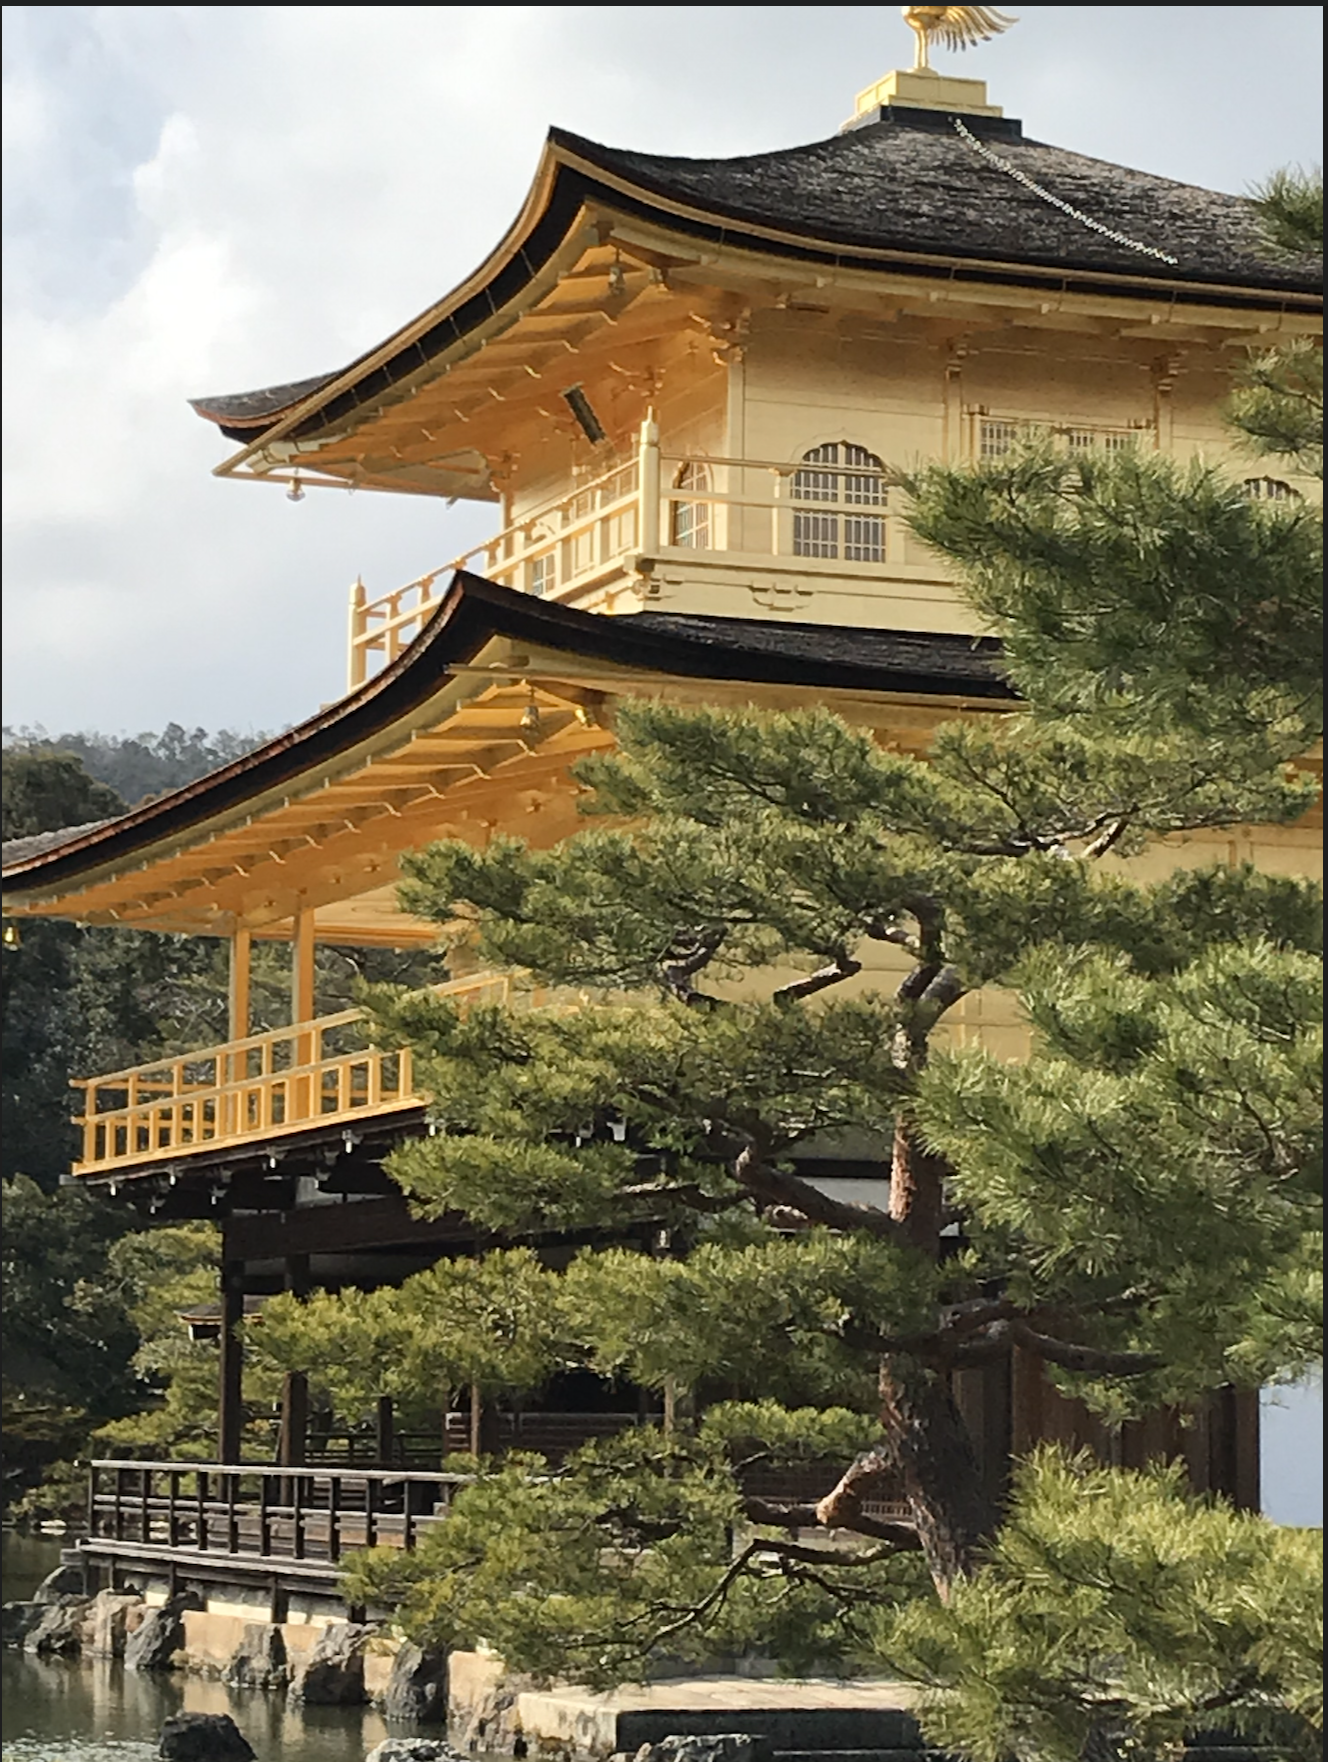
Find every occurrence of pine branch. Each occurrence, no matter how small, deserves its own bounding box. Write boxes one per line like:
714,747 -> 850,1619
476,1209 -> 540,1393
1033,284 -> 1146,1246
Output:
732,1144 -> 901,1239
743,1494 -> 921,1547
658,924 -> 726,1004
618,1179 -> 745,1215
1006,1320 -> 1165,1377
815,1445 -> 898,1530
773,952 -> 863,1005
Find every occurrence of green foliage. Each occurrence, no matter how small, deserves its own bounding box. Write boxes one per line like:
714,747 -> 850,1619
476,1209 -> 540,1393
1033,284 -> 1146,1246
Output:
2,722 -> 269,810
560,1234 -> 931,1406
1,1175 -> 140,1417
1228,338 -> 1324,481
252,1248 -> 563,1422
94,1221 -> 281,1461
905,449 -> 1322,748
341,1422 -> 931,1687
876,1448 -> 1323,1762
1228,172 -> 1323,477
915,937 -> 1322,1412
1,1173 -> 140,1506
2,747 -> 124,839
1250,168 -> 1324,259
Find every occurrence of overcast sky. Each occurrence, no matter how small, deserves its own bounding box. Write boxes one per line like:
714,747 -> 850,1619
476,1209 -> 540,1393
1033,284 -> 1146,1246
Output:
2,7 -> 1322,1522
3,5 -> 1322,741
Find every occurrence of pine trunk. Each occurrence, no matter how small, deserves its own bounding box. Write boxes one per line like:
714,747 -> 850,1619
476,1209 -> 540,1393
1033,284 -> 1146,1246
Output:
886,1119 -> 997,1594
878,1352 -> 997,1595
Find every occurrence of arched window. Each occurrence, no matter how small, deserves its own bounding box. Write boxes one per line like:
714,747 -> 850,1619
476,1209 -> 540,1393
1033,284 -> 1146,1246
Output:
792,442 -> 885,561
672,461 -> 712,549
1242,477 -> 1300,502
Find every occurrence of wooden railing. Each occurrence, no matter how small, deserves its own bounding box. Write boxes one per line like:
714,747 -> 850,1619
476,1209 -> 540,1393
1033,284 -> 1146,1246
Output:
71,972 -> 513,1176
87,1460 -> 469,1566
345,419 -> 927,688
85,1445 -> 906,1575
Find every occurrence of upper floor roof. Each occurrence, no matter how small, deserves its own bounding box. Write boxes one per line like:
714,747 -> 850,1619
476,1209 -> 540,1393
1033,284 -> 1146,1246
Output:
189,106 -> 1321,496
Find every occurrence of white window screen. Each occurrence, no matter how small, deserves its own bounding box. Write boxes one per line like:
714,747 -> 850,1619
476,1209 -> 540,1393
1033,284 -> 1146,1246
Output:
792,442 -> 886,560
1242,477 -> 1299,501
673,462 -> 712,548
979,420 -> 1021,460
528,553 -> 556,597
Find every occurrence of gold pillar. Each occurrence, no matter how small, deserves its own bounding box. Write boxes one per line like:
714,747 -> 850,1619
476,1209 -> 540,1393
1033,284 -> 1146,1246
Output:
290,908 -> 317,1025
228,927 -> 252,1041
290,908 -> 317,1122
225,928 -> 253,1134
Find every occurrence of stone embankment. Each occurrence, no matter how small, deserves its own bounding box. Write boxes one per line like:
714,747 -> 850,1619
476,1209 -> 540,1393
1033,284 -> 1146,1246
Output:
2,1565 -> 447,1723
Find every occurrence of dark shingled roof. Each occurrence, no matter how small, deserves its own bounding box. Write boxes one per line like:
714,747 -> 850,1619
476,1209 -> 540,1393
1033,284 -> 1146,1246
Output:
2,574 -> 1014,895
557,108 -> 1319,294
1,819 -> 116,868
189,371 -> 340,429
630,611 -> 1005,693
190,109 -> 1320,448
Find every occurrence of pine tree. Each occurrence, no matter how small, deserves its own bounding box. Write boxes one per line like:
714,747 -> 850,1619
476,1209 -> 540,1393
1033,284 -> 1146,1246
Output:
251,175 -> 1322,1733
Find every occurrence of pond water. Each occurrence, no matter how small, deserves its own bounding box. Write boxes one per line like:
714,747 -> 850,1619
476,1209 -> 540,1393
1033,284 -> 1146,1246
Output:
2,1533 -> 397,1762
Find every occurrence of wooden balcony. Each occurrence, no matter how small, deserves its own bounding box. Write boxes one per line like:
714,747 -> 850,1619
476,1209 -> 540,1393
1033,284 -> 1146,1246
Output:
70,973 -> 515,1178
82,1443 -> 907,1599
345,420 -> 949,688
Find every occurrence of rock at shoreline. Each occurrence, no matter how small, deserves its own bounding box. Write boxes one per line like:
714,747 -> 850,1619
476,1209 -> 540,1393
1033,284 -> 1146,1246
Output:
365,1741 -> 468,1762
85,1587 -> 147,1658
634,1740 -> 774,1762
2,1601 -> 43,1647
158,1710 -> 256,1760
22,1594 -> 92,1656
379,1640 -> 448,1724
126,1590 -> 203,1673
222,1620 -> 288,1690
32,1563 -> 86,1604
287,1619 -> 374,1705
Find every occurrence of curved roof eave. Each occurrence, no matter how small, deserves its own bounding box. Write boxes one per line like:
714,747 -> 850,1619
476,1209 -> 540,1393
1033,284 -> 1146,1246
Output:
0,574 -> 1013,903
194,124 -> 1322,462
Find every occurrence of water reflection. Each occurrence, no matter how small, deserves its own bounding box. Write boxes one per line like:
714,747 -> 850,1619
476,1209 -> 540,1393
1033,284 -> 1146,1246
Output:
2,1534 -> 393,1762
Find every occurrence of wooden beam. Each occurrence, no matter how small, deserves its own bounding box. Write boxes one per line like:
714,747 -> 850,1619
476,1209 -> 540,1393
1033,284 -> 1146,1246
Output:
291,907 -> 317,1024
218,1262 -> 245,1465
228,928 -> 252,1042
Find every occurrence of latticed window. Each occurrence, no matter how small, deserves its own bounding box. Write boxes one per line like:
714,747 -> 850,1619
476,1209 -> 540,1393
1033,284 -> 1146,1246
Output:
792,442 -> 885,561
528,552 -> 557,597
1242,477 -> 1300,501
1063,428 -> 1135,456
978,420 -> 1022,460
672,462 -> 712,548
981,417 -> 1143,460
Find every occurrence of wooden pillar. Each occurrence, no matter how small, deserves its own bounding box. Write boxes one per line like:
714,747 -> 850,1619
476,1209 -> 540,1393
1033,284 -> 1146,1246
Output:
279,1373 -> 309,1468
347,577 -> 367,693
469,1384 -> 500,1458
218,1261 -> 245,1466
376,1396 -> 396,1468
290,908 -> 316,1025
637,412 -> 661,556
228,927 -> 252,1041
1230,1387 -> 1261,1512
290,908 -> 317,1122
278,1254 -> 311,1468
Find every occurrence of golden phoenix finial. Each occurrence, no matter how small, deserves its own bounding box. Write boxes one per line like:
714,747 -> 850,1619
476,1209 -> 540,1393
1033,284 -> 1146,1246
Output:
902,6 -> 1018,71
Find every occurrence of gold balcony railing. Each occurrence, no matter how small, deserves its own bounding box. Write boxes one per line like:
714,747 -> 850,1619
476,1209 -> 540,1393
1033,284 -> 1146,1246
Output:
71,972 -> 515,1176
345,418 -> 931,688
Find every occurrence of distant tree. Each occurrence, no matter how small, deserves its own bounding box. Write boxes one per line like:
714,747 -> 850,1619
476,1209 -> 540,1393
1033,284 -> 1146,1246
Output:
2,722 -> 269,809
0,1174 -> 140,1510
1,731 -> 448,1506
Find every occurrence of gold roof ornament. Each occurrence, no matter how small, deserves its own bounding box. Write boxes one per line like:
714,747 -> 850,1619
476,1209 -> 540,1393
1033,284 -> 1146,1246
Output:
902,6 -> 1018,71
